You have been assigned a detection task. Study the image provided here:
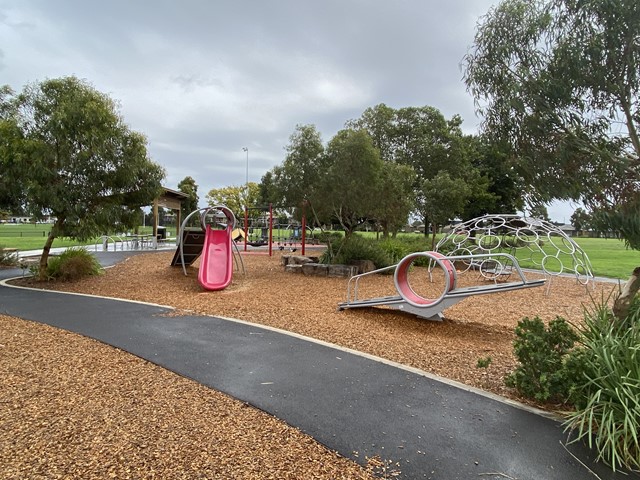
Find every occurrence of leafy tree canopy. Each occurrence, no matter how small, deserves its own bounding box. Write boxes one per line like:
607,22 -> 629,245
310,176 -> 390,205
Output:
320,128 -> 384,235
177,176 -> 199,220
571,207 -> 592,232
463,0 -> 640,243
421,172 -> 472,249
206,182 -> 261,221
1,77 -> 165,277
373,162 -> 416,237
462,136 -> 525,220
261,124 -> 326,215
464,0 -> 640,317
349,104 -> 502,231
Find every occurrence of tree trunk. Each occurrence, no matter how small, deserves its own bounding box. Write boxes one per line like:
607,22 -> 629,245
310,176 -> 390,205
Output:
613,266 -> 640,320
430,223 -> 438,250
38,217 -> 64,281
38,233 -> 56,281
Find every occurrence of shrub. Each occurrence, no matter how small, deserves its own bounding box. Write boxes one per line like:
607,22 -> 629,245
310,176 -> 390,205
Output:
320,235 -> 392,268
505,316 -> 578,403
316,231 -> 343,244
378,238 -> 411,264
0,247 -> 19,267
46,247 -> 102,281
563,300 -> 640,472
476,357 -> 492,369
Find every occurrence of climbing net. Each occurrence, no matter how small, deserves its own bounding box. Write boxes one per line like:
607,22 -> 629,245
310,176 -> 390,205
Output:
435,214 -> 594,287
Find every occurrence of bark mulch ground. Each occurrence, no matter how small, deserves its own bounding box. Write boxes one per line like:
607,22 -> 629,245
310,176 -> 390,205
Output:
1,250 -> 618,478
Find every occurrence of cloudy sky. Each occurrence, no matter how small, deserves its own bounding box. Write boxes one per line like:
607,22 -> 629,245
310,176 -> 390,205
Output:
0,0 -> 576,221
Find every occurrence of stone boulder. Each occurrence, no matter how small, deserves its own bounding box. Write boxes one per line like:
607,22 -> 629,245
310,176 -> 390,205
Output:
349,259 -> 377,274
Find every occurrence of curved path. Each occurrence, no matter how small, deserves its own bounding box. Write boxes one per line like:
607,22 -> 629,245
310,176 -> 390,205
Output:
0,252 -> 636,480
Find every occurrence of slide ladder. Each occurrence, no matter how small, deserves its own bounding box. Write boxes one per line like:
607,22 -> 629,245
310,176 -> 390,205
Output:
170,228 -> 206,267
338,252 -> 545,321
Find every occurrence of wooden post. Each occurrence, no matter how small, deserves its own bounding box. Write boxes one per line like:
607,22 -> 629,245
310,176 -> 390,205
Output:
244,207 -> 249,252
268,203 -> 273,257
301,213 -> 306,256
175,208 -> 181,242
152,198 -> 159,249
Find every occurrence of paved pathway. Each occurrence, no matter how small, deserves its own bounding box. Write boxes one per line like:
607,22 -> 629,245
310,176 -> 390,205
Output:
0,254 -> 636,479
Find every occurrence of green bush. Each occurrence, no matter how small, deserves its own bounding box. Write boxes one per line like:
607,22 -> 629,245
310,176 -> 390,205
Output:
0,246 -> 19,266
563,300 -> 640,472
505,316 -> 578,403
378,238 -> 411,264
316,231 -> 343,244
320,235 -> 392,268
46,247 -> 102,281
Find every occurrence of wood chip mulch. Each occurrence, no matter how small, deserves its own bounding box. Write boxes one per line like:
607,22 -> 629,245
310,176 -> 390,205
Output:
0,314 -> 390,479
2,250 -> 619,478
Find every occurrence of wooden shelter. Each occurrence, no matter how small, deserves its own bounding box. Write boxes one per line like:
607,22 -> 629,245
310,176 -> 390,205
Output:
152,187 -> 190,247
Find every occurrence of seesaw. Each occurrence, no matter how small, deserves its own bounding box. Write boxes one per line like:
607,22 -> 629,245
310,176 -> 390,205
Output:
338,251 -> 545,321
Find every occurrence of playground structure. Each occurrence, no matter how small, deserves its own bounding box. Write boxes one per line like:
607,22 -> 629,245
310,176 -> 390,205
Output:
171,206 -> 244,291
241,205 -> 317,255
338,251 -> 545,320
435,214 -> 594,289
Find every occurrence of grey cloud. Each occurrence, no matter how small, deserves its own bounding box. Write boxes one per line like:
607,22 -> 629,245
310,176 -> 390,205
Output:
4,0 -> 504,209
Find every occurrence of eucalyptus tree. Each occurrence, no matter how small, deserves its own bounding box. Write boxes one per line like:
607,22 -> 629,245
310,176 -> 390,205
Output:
320,129 -> 383,235
349,104 -> 487,233
206,183 -> 260,220
1,77 -> 165,278
177,176 -> 199,219
461,136 -> 525,220
570,207 -> 593,233
422,172 -> 471,249
258,124 -> 327,225
373,162 -> 416,237
0,86 -> 26,212
463,0 -> 640,317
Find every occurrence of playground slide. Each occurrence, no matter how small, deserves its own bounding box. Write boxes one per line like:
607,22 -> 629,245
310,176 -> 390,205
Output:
197,224 -> 233,291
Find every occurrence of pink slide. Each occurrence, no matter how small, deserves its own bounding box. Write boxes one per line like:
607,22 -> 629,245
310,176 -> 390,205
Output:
197,224 -> 233,291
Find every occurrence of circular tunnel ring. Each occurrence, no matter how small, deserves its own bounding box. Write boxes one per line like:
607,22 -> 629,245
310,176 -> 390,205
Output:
394,251 -> 457,308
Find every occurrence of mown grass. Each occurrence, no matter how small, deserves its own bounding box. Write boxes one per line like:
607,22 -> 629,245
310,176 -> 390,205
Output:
2,224 -> 640,279
0,226 -> 90,250
0,224 -> 178,251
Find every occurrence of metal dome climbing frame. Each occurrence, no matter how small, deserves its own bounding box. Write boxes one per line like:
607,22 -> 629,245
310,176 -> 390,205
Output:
435,214 -> 594,290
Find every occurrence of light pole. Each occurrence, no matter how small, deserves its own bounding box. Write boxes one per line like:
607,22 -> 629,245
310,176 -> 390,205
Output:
242,147 -> 249,188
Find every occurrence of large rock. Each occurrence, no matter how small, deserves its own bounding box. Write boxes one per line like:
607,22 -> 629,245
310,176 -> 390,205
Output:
328,264 -> 358,278
284,264 -> 303,274
284,261 -> 358,278
301,263 -> 328,276
281,255 -> 314,266
350,259 -> 377,274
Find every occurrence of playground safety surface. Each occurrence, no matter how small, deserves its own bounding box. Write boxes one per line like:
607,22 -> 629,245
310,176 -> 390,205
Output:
0,252 -> 637,479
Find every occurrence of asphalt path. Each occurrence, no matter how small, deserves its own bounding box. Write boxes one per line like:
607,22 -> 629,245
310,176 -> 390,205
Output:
0,254 -> 637,479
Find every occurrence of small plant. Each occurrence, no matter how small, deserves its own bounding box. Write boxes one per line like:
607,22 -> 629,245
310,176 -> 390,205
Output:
0,246 -> 19,267
320,235 -> 392,268
505,316 -> 578,403
378,238 -> 411,264
45,247 -> 102,281
563,299 -> 640,472
476,356 -> 492,369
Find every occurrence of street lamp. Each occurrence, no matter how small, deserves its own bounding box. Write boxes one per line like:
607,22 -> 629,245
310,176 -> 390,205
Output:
242,147 -> 249,189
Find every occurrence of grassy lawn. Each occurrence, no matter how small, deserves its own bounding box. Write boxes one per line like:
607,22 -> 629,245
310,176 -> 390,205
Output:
0,224 -> 88,250
3,224 -> 639,279
572,237 -> 640,279
0,224 -> 180,251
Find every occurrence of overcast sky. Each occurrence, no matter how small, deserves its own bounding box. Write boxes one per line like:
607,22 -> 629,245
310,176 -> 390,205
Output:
0,0 -> 577,221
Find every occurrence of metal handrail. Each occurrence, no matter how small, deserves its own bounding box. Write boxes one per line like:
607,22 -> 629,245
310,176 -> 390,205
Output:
345,264 -> 398,303
344,252 -> 534,305
94,235 -> 125,252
